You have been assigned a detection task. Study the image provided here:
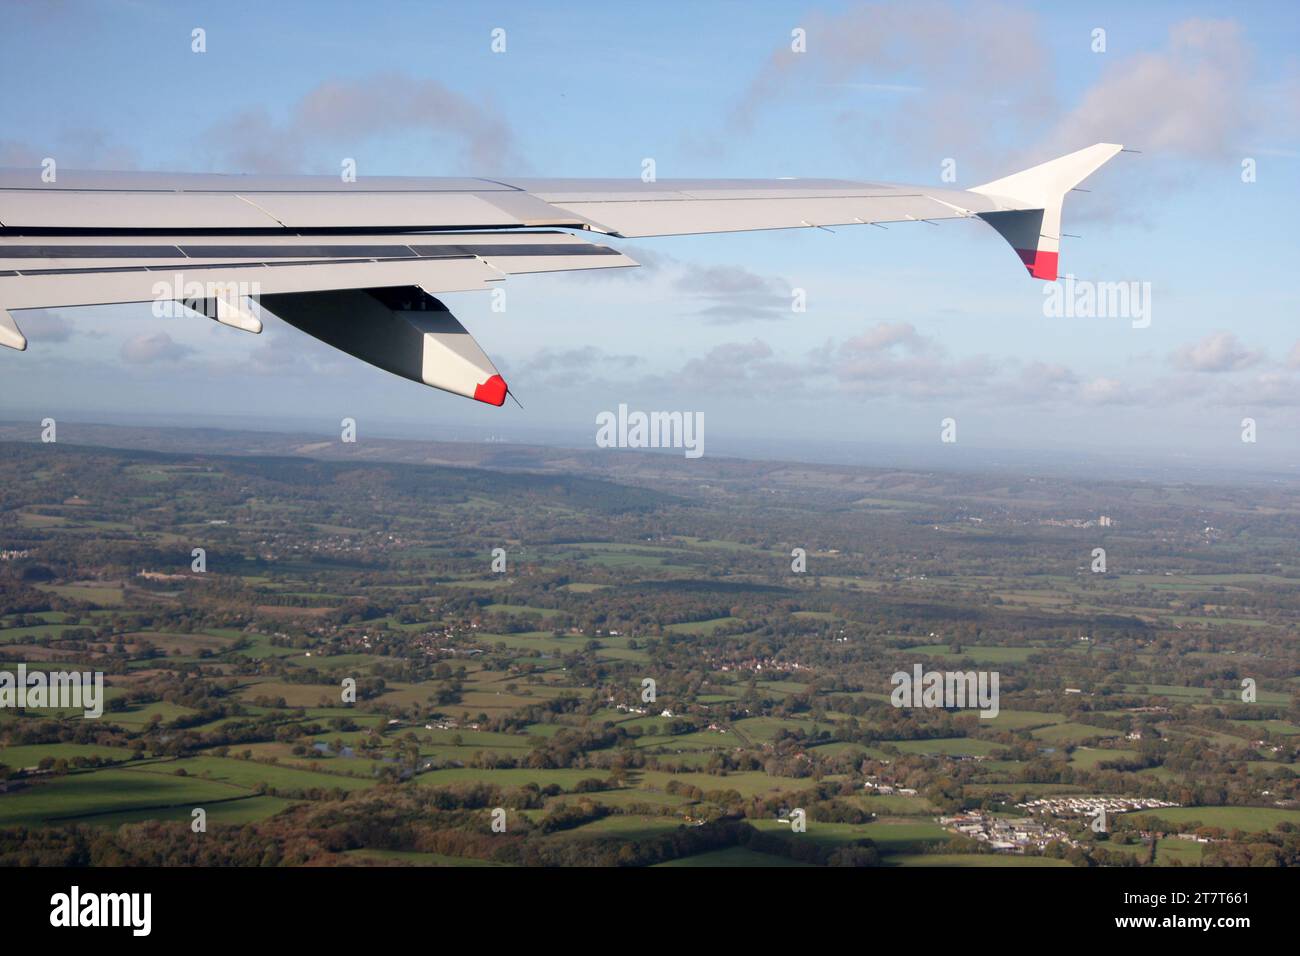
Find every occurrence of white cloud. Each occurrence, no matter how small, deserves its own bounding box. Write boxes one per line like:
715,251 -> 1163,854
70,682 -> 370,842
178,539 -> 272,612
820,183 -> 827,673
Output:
18,310 -> 75,343
204,72 -> 521,174
121,332 -> 193,365
673,264 -> 792,323
1079,376 -> 1136,405
1169,331 -> 1263,373
1041,19 -> 1253,161
725,0 -> 1054,165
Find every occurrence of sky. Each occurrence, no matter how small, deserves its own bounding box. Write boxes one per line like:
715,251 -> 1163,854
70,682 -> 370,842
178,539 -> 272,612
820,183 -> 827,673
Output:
1,0 -> 1298,477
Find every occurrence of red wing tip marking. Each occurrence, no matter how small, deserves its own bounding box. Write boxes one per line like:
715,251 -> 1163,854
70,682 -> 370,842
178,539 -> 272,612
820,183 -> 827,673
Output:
472,374 -> 509,406
1015,248 -> 1059,282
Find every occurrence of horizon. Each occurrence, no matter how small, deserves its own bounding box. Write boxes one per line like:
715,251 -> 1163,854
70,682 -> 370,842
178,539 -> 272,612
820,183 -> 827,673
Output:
2,411 -> 1296,489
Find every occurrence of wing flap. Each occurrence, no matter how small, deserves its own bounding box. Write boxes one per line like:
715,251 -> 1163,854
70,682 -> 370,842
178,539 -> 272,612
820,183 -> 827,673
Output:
0,256 -> 503,313
0,233 -> 637,276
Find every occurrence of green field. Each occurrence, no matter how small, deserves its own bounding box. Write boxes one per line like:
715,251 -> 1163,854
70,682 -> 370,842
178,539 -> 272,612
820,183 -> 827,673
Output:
0,767 -> 251,827
1118,806 -> 1300,833
0,742 -> 134,768
1032,723 -> 1122,744
892,737 -> 1003,757
656,847 -> 814,867
883,853 -> 1072,867
909,645 -> 1039,663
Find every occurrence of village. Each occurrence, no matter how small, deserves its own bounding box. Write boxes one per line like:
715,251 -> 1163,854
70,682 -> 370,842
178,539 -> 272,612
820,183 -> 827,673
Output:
940,797 -> 1181,853
939,811 -> 1068,852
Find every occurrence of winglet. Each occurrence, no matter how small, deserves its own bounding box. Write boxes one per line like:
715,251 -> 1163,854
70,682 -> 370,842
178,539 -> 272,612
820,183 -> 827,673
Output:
969,143 -> 1124,281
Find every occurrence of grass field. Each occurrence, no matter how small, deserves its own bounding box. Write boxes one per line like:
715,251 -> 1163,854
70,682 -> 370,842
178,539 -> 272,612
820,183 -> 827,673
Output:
732,716 -> 820,743
71,795 -> 295,828
666,617 -> 741,635
638,770 -> 807,800
35,584 -> 126,605
152,756 -> 379,793
982,711 -> 1067,731
413,766 -> 614,791
1118,805 -> 1300,833
563,815 -> 687,840
891,737 -> 1004,757
882,853 -> 1072,867
908,645 -> 1040,663
1032,723 -> 1122,744
0,767 -> 250,827
342,849 -> 509,866
750,816 -> 950,851
0,742 -> 134,768
656,846 -> 814,867
1069,748 -> 1138,769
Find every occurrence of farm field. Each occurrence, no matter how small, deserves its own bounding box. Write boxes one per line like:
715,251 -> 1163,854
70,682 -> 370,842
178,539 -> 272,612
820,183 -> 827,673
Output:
0,428 -> 1296,869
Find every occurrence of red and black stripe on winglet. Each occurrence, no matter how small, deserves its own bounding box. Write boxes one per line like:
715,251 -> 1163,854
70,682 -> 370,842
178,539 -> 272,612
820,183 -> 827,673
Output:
976,208 -> 1058,282
1014,247 -> 1059,282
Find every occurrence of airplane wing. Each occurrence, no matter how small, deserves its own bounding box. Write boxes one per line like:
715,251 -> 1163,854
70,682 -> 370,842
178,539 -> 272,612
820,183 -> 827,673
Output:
0,143 -> 1123,405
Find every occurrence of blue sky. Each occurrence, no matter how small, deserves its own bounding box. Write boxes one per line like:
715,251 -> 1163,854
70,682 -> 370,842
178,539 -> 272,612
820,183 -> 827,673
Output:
2,0 -> 1298,474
